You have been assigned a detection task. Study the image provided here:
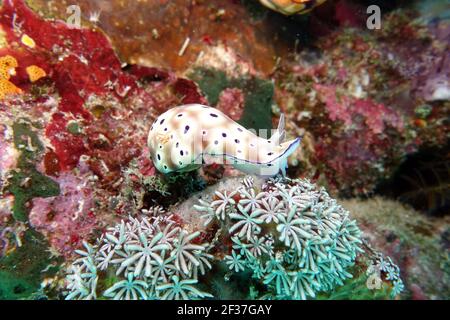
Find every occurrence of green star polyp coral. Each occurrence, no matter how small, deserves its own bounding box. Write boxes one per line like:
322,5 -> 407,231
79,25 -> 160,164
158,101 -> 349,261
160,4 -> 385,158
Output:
65,214 -> 214,300
195,176 -> 364,299
64,175 -> 403,300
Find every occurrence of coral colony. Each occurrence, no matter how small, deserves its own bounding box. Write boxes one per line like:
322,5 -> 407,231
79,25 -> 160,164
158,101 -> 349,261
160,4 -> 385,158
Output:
65,176 -> 404,300
147,104 -> 300,176
0,0 -> 448,301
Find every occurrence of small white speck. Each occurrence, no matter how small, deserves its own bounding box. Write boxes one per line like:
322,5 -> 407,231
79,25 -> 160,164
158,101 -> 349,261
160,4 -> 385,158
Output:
88,11 -> 102,24
178,37 -> 191,57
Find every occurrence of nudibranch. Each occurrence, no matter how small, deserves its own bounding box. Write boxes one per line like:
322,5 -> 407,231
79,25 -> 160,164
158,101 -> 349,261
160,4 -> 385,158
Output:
147,104 -> 301,176
258,0 -> 327,15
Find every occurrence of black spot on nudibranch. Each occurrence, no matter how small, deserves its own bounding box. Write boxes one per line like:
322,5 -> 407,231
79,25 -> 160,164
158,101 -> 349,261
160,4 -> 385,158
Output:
176,142 -> 179,148
203,131 -> 207,135
157,154 -> 161,161
180,150 -> 184,156
160,119 -> 165,125
222,133 -> 227,137
267,152 -> 273,156
235,139 -> 240,144
177,113 -> 183,117
210,113 -> 218,118
214,140 -> 219,145
237,127 -> 243,132
179,161 -> 183,165
184,125 -> 190,134
164,128 -> 168,131
164,165 -> 168,170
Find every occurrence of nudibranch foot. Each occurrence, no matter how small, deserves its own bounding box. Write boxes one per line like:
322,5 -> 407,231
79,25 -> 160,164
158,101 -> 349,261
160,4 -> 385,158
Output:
147,104 -> 301,177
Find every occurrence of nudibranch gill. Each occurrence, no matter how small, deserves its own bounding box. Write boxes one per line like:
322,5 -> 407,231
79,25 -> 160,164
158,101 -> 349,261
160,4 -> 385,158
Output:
147,104 -> 301,176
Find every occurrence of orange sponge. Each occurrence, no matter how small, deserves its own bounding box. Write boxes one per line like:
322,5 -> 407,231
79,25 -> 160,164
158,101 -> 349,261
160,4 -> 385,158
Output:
26,65 -> 47,82
0,78 -> 22,99
0,55 -> 18,80
0,55 -> 22,99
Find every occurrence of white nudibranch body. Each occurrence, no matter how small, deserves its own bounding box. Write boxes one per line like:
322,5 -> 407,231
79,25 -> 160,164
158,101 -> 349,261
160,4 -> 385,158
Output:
147,104 -> 301,176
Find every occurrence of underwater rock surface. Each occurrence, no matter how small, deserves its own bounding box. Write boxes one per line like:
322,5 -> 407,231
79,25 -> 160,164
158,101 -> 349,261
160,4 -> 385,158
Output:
342,197 -> 450,300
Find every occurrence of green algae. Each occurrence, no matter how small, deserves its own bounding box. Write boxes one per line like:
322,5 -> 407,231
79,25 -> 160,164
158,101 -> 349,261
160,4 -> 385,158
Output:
0,121 -> 61,300
414,104 -> 433,119
144,175 -> 171,196
188,67 -> 274,133
7,120 -> 59,221
0,229 -> 59,299
66,121 -> 82,135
